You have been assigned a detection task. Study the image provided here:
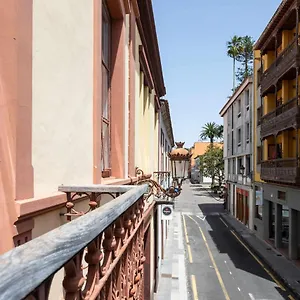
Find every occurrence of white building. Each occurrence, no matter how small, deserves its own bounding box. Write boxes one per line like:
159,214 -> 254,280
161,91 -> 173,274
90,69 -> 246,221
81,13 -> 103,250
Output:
220,77 -> 254,230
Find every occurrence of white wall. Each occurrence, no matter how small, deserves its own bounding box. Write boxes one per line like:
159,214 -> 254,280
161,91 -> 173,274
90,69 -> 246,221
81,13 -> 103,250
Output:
32,0 -> 94,196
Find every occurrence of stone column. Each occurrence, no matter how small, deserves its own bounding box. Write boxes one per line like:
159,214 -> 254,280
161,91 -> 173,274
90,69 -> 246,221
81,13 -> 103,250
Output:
263,200 -> 270,240
275,203 -> 282,249
289,208 -> 298,260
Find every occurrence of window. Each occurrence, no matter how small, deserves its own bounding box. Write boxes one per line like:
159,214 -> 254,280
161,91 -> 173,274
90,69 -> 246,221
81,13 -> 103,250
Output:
245,90 -> 250,110
233,159 -> 236,174
238,157 -> 242,172
257,107 -> 262,125
278,191 -> 286,200
237,99 -> 241,117
246,155 -> 251,176
257,146 -> 262,164
161,131 -> 164,171
237,128 -> 242,146
255,186 -> 263,220
246,123 -> 250,142
257,68 -> 261,88
227,133 -> 230,151
101,3 -> 112,177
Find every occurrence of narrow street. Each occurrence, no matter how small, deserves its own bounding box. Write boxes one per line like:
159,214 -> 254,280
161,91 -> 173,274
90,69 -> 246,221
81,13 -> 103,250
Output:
177,183 -> 293,300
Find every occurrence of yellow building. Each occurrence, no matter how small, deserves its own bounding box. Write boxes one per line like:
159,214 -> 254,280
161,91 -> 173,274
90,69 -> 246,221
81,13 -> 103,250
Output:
253,0 -> 300,259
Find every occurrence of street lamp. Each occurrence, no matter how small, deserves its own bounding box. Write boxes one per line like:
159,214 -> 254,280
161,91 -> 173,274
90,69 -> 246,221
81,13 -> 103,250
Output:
136,141 -> 191,201
168,142 -> 191,189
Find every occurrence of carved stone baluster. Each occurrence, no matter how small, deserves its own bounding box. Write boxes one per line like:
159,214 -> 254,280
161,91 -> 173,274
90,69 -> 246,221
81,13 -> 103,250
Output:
120,250 -> 127,300
114,217 -> 125,255
63,251 -> 85,300
127,243 -> 133,300
82,233 -> 103,299
101,226 -> 116,277
89,192 -> 98,211
124,211 -> 133,240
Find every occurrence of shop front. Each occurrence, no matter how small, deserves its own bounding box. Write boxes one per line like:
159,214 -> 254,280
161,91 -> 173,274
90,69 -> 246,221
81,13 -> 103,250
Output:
236,188 -> 249,227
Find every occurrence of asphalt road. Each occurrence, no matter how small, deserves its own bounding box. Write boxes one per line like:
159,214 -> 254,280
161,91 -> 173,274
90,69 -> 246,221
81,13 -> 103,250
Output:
178,183 -> 294,300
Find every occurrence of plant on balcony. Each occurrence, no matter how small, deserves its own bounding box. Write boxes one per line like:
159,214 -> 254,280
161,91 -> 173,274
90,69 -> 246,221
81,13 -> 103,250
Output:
236,36 -> 255,83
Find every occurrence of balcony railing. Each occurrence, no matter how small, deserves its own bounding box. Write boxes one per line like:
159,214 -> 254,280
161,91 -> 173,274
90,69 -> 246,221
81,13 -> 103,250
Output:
0,184 -> 152,300
261,158 -> 300,184
261,39 -> 299,95
261,96 -> 300,139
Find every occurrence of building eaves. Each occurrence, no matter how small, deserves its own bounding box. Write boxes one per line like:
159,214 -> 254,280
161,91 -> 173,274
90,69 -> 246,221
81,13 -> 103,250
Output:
160,99 -> 175,147
137,0 -> 166,97
254,0 -> 294,50
219,77 -> 252,117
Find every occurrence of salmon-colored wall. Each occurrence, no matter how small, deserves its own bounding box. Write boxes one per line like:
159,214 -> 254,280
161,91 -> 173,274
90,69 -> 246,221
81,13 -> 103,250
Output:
0,0 -> 34,254
128,11 -> 136,177
190,142 -> 223,167
93,0 -> 102,183
111,18 -> 126,179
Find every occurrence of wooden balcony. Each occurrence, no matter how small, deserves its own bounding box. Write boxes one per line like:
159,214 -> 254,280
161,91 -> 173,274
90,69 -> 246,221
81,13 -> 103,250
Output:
0,184 -> 154,300
261,158 -> 300,184
261,97 -> 300,139
261,39 -> 299,95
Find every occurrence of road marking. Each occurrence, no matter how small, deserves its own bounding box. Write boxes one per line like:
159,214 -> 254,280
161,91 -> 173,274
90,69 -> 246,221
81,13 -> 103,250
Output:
229,271 -> 232,275
191,275 -> 199,300
230,229 -> 291,296
182,214 -> 193,263
237,287 -> 241,292
197,215 -> 206,221
220,217 -> 229,227
249,293 -> 255,300
187,215 -> 230,300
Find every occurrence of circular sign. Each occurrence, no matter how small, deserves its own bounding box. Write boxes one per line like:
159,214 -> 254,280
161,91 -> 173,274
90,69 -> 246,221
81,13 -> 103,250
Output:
162,206 -> 172,216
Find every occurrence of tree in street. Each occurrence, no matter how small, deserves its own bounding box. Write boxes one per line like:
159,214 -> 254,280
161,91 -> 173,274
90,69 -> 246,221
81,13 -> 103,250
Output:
199,145 -> 224,188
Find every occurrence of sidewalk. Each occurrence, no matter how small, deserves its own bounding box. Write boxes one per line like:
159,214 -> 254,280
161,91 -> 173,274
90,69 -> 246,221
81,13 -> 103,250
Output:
154,211 -> 188,300
221,213 -> 300,299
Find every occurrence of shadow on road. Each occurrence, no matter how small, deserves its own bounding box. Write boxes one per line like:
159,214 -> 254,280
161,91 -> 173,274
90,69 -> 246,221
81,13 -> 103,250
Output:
197,202 -> 293,299
198,202 -> 273,281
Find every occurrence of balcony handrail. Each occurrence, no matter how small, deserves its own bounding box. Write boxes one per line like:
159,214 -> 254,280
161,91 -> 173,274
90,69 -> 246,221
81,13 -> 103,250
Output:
261,96 -> 299,122
0,184 -> 148,300
262,37 -> 297,75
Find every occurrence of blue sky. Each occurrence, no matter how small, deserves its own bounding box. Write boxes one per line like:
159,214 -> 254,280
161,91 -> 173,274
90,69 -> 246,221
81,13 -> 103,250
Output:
152,0 -> 282,148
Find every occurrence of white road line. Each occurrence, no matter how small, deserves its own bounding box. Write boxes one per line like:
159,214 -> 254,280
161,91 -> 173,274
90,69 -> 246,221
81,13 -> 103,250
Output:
238,287 -> 241,292
229,271 -> 232,275
224,260 -> 227,264
248,293 -> 255,300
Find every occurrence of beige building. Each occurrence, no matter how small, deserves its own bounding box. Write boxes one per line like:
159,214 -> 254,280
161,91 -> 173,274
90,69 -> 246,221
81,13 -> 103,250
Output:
0,3 -> 175,297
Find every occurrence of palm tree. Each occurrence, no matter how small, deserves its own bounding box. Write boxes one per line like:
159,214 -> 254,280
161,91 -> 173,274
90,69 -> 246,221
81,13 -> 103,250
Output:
216,125 -> 224,142
227,36 -> 242,90
200,122 -> 218,145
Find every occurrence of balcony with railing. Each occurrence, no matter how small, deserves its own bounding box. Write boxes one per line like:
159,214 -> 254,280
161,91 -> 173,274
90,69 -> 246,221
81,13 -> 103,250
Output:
0,184 -> 156,300
261,39 -> 299,95
261,158 -> 300,184
261,96 -> 300,139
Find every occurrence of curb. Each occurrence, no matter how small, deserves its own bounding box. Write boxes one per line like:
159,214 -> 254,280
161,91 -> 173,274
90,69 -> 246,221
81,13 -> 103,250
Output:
220,214 -> 300,300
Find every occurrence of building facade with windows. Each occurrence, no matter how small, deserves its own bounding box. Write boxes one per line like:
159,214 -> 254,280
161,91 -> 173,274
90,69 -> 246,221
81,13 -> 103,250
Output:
253,0 -> 300,260
0,1 -> 173,288
220,77 -> 254,230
